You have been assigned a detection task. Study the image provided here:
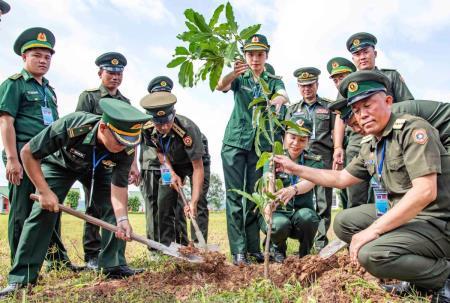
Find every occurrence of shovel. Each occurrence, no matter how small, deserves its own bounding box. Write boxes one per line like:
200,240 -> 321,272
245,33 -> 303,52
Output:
30,193 -> 203,263
318,238 -> 349,259
175,186 -> 219,252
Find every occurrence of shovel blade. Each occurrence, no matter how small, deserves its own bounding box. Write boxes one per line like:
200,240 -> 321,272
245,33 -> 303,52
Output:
166,242 -> 204,263
193,242 -> 220,252
319,238 -> 348,259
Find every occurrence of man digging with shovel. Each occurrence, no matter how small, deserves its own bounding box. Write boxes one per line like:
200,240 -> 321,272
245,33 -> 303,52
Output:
273,70 -> 450,303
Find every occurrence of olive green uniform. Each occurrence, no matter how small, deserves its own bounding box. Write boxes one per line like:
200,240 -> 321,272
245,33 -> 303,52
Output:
0,69 -> 69,264
344,69 -> 414,208
8,112 -> 134,284
142,115 -> 207,246
258,151 -> 322,257
221,70 -> 286,255
287,96 -> 335,249
75,85 -> 129,262
334,113 -> 450,290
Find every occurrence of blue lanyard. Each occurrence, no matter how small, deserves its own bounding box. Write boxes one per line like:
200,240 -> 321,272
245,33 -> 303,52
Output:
158,135 -> 172,163
304,102 -> 317,118
289,153 -> 304,185
88,147 -> 110,206
377,140 -> 387,180
33,82 -> 48,107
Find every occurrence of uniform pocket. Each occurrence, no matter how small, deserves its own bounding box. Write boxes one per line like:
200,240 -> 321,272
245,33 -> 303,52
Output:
385,157 -> 411,191
316,113 -> 330,132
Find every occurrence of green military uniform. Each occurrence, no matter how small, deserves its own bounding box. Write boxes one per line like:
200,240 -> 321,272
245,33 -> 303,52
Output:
221,35 -> 288,257
0,27 -> 70,265
334,71 -> 450,291
344,33 -> 414,208
75,52 -> 129,264
140,80 -> 209,246
287,67 -> 334,249
8,99 -> 150,285
258,117 -> 321,258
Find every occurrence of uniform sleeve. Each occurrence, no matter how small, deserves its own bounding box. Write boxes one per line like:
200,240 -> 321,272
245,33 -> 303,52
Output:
184,123 -> 204,162
111,153 -> 133,187
391,71 -> 414,102
230,77 -> 241,92
28,118 -> 70,159
0,79 -> 21,118
345,148 -> 371,181
272,78 -> 286,94
76,92 -> 94,113
400,120 -> 442,180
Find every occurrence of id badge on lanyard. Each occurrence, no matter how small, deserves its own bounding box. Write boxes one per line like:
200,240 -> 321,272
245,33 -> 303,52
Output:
372,140 -> 389,217
159,136 -> 172,185
36,83 -> 54,125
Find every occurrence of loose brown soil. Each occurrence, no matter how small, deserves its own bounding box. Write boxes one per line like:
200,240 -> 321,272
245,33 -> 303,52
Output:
31,251 -> 406,302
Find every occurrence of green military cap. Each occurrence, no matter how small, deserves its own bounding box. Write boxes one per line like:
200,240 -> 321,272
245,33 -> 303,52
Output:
328,99 -> 353,123
242,34 -> 270,52
338,70 -> 390,105
326,57 -> 356,78
0,0 -> 11,15
141,76 -> 177,124
346,32 -> 377,54
294,67 -> 321,85
95,52 -> 127,72
286,116 -> 313,137
265,63 -> 275,75
99,98 -> 151,146
14,27 -> 56,56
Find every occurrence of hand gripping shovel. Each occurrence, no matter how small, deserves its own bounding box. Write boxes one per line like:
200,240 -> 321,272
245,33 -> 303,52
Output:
175,186 -> 219,252
30,193 -> 203,263
318,238 -> 349,259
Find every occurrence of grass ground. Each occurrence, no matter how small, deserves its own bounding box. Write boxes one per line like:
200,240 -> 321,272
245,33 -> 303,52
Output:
0,211 -> 428,302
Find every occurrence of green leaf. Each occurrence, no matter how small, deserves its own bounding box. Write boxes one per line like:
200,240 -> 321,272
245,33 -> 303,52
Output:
230,189 -> 255,202
255,126 -> 261,157
177,31 -> 195,42
275,179 -> 284,191
224,42 -> 238,66
259,114 -> 272,144
248,97 -> 266,109
185,21 -> 198,32
282,120 -> 304,134
225,2 -> 238,32
239,24 -> 261,40
186,61 -> 194,87
167,56 -> 187,68
190,32 -> 212,42
272,116 -> 284,130
273,141 -> 284,155
265,191 -> 276,201
256,151 -> 271,170
193,11 -> 211,33
175,46 -> 189,56
209,4 -> 224,27
184,8 -> 196,23
178,61 -> 189,87
259,78 -> 271,96
209,59 -> 224,91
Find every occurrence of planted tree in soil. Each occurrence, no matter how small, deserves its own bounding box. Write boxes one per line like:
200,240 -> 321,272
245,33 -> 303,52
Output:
168,2 -> 304,279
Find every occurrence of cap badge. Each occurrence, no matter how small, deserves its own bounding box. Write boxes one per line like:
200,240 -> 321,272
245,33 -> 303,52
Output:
157,110 -> 166,117
332,61 -> 339,69
300,72 -> 310,79
161,81 -> 167,87
130,123 -> 142,130
251,36 -> 259,43
348,82 -> 358,93
37,33 -> 47,42
111,58 -> 119,65
352,39 -> 360,47
296,119 -> 305,127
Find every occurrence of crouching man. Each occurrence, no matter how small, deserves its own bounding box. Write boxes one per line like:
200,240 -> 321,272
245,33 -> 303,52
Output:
0,99 -> 151,297
273,70 -> 450,302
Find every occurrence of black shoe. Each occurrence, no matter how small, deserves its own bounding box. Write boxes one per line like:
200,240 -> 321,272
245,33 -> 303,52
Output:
432,279 -> 450,303
381,281 -> 412,295
85,257 -> 99,271
232,253 -> 250,266
102,265 -> 144,279
248,252 -> 265,264
0,283 -> 24,298
272,251 -> 286,263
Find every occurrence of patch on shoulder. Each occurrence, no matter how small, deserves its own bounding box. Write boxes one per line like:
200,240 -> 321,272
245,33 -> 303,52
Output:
412,129 -> 428,145
85,88 -> 99,92
9,73 -> 23,80
393,118 -> 406,130
360,135 -> 374,144
304,153 -> 321,162
143,120 -> 154,130
67,124 -> 93,138
267,73 -> 282,80
183,135 -> 193,147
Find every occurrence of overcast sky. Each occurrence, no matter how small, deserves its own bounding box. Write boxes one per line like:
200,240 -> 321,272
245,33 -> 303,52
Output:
1,0 -> 449,189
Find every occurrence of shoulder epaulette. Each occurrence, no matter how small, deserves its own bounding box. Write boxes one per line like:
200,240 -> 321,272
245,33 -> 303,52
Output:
172,122 -> 186,138
67,124 -> 93,138
304,153 -> 321,162
393,118 -> 407,130
267,73 -> 282,80
9,73 -> 23,80
85,88 -> 99,92
143,120 -> 154,130
380,68 -> 396,72
320,97 -> 333,103
125,147 -> 135,155
360,135 -> 374,144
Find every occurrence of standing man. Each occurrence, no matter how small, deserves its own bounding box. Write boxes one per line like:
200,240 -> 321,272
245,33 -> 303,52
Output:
140,79 -> 209,247
287,67 -> 334,251
0,27 -> 73,269
0,99 -> 151,297
0,0 -> 10,21
76,52 -> 139,270
216,34 -> 288,265
274,71 -> 450,302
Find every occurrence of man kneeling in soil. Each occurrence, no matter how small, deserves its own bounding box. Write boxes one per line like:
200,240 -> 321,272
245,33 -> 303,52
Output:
273,70 -> 450,302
